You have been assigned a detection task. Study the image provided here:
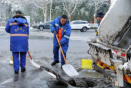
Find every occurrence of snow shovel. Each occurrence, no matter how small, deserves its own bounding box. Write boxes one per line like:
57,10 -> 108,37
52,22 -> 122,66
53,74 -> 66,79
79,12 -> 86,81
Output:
81,59 -> 93,70
28,51 -> 57,78
81,59 -> 104,70
55,35 -> 79,76
28,51 -> 68,86
9,56 -> 13,65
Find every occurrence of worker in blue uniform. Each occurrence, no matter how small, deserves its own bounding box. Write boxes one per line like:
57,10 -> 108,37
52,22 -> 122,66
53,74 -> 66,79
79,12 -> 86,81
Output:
96,11 -> 104,36
5,10 -> 29,74
50,15 -> 71,67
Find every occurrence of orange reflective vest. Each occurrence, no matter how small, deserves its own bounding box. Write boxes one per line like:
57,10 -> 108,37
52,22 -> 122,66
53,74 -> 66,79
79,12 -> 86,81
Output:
58,27 -> 63,42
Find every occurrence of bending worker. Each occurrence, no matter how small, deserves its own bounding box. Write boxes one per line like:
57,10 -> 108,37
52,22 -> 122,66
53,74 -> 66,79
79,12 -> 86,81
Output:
5,10 -> 29,74
50,15 -> 71,68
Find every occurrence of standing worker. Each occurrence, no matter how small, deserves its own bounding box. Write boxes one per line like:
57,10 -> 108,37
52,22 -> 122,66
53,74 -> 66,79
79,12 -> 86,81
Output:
5,10 -> 29,74
95,11 -> 104,36
50,15 -> 71,68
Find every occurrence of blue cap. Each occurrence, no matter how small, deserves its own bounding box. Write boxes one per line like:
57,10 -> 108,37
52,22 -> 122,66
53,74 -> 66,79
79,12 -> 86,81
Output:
16,10 -> 22,15
96,12 -> 104,18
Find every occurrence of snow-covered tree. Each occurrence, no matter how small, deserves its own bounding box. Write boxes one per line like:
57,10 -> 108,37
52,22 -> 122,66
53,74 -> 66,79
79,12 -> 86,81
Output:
2,0 -> 25,12
31,0 -> 52,22
2,0 -> 53,22
87,0 -> 109,23
1,0 -> 110,24
62,0 -> 85,21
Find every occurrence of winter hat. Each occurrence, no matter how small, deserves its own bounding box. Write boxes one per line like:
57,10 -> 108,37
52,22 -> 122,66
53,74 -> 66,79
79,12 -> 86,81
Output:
96,11 -> 104,18
16,10 -> 22,15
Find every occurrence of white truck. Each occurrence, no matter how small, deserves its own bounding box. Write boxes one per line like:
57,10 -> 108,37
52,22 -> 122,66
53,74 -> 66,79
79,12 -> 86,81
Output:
88,0 -> 131,87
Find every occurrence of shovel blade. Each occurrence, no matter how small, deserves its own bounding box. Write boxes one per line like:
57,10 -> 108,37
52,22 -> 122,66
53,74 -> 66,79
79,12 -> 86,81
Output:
62,64 -> 79,76
9,60 -> 13,65
30,59 -> 57,78
46,72 -> 56,78
9,57 -> 13,65
30,59 -> 41,68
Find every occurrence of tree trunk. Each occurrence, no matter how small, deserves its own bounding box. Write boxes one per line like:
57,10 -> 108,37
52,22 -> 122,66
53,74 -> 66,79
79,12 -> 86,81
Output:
68,15 -> 71,21
94,11 -> 97,24
94,2 -> 97,24
50,0 -> 52,21
44,3 -> 48,23
94,14 -> 96,24
43,8 -> 45,22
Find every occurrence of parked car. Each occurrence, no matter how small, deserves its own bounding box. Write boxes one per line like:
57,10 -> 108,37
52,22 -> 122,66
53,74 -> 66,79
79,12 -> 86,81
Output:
37,21 -> 52,31
70,20 -> 91,32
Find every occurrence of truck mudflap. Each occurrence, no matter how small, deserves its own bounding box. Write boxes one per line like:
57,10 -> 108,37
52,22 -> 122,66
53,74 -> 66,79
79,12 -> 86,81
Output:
87,42 -> 131,87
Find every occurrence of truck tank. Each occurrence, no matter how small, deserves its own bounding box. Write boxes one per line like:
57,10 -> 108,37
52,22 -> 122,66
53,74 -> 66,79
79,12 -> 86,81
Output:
98,0 -> 131,49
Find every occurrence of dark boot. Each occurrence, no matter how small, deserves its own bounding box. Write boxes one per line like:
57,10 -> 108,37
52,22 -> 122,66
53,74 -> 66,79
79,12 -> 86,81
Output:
15,71 -> 19,74
51,61 -> 59,65
21,68 -> 26,72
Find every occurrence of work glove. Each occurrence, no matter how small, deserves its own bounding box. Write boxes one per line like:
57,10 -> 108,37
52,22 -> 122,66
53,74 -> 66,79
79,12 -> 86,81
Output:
53,31 -> 57,35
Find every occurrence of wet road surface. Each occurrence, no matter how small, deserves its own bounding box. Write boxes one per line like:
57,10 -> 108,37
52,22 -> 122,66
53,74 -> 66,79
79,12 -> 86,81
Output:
0,28 -> 131,88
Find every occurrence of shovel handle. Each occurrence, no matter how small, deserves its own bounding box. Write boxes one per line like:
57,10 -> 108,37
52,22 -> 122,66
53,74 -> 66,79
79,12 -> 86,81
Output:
28,51 -> 32,60
55,35 -> 67,64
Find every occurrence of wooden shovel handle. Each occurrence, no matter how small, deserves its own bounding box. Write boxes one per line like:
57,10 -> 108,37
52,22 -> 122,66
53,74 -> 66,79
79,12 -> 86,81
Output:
55,35 -> 67,64
28,51 -> 32,60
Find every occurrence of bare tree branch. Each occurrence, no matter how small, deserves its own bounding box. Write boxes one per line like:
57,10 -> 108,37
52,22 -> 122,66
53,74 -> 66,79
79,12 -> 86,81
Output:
70,1 -> 79,16
97,1 -> 106,10
62,0 -> 69,15
33,1 -> 43,9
